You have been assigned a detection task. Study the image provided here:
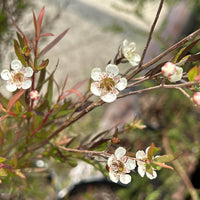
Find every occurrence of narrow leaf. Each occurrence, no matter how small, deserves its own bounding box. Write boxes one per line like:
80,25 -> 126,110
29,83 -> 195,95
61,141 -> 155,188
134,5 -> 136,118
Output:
0,157 -> 6,163
147,143 -> 155,160
36,68 -> 46,92
14,39 -> 26,66
37,6 -> 45,36
0,168 -> 7,177
154,153 -> 180,163
177,38 -> 200,62
187,52 -> 200,62
32,10 -> 38,37
45,75 -> 53,108
37,59 -> 49,70
188,66 -> 198,81
36,33 -> 54,41
17,32 -> 24,48
174,47 -> 185,63
7,12 -> 25,38
38,28 -> 69,58
151,161 -> 174,170
7,89 -> 25,112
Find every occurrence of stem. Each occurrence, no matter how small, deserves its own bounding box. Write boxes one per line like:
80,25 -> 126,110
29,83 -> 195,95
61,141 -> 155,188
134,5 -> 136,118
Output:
162,131 -> 199,200
127,28 -> 200,80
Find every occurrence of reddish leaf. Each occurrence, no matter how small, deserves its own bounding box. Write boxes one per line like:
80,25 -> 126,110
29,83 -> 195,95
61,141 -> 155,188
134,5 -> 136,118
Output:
7,89 -> 25,112
37,6 -> 45,36
38,28 -> 69,58
147,143 -> 155,160
177,38 -> 200,62
37,59 -> 49,70
32,10 -> 38,37
187,52 -> 200,62
60,89 -> 83,100
7,12 -> 26,39
36,33 -> 54,41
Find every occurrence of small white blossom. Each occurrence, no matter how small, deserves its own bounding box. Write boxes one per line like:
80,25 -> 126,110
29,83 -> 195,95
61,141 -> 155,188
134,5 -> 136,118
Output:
107,147 -> 136,184
168,66 -> 183,83
122,39 -> 141,66
30,90 -> 40,100
1,59 -> 33,92
90,64 -> 127,103
161,62 -> 176,77
136,147 -> 158,179
193,92 -> 200,105
161,62 -> 183,83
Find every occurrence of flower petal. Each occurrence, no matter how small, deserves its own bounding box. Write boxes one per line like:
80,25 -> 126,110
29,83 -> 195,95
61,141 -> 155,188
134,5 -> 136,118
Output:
6,83 -> 17,92
91,68 -> 102,81
1,70 -> 11,80
107,155 -> 114,167
101,93 -> 117,103
114,147 -> 126,160
168,66 -> 183,83
146,170 -> 157,180
116,77 -> 127,91
109,172 -> 119,183
24,67 -> 33,77
90,82 -> 101,96
120,174 -> 131,184
137,165 -> 146,177
106,64 -> 119,77
21,79 -> 32,89
11,59 -> 22,71
130,53 -> 141,65
122,39 -> 128,48
125,159 -> 136,170
136,150 -> 146,159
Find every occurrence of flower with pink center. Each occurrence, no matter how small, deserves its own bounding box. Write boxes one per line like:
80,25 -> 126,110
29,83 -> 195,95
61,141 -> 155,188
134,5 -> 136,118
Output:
90,64 -> 127,103
193,92 -> 200,105
1,59 -> 33,92
136,147 -> 158,179
30,90 -> 40,100
107,147 -> 136,184
122,39 -> 141,66
161,62 -> 183,83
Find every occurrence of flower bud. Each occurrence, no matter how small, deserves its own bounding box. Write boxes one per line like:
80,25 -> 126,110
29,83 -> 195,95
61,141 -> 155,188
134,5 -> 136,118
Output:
30,90 -> 40,100
161,62 -> 176,77
193,92 -> 200,105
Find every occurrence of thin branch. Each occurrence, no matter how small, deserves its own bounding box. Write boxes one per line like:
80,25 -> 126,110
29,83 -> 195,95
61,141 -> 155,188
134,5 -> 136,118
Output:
127,28 -> 200,80
137,0 -> 164,69
162,131 -> 199,200
118,81 -> 200,99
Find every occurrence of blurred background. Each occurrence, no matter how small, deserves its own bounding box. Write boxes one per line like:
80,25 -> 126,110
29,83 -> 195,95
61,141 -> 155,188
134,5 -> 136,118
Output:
0,0 -> 200,199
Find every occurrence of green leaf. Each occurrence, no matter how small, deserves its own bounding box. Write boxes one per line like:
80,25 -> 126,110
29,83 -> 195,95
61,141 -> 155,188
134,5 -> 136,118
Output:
147,143 -> 160,161
33,115 -> 43,130
174,47 -> 186,63
14,39 -> 26,66
146,164 -> 153,175
37,59 -> 49,70
16,32 -> 24,48
15,101 -> 22,113
154,153 -> 179,163
0,157 -> 6,163
54,109 -> 73,118
0,168 -> 7,177
44,75 -> 53,108
36,68 -> 46,92
0,92 -> 8,108
188,66 -> 198,81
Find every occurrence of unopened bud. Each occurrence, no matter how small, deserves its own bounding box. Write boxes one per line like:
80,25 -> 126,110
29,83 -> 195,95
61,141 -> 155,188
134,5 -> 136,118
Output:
161,62 -> 176,77
193,92 -> 200,105
30,90 -> 40,100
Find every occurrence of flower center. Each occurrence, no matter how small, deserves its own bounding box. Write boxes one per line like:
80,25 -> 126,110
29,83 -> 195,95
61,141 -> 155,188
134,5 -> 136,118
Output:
111,160 -> 124,173
100,78 -> 116,91
13,72 -> 24,83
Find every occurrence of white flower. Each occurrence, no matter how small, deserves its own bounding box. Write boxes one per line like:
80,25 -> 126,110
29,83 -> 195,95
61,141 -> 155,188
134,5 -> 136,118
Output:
193,92 -> 200,105
136,147 -> 158,179
90,64 -> 127,103
161,62 -> 183,83
1,59 -> 33,92
122,39 -> 141,66
168,66 -> 183,83
107,147 -> 136,184
30,90 -> 40,100
161,62 -> 176,77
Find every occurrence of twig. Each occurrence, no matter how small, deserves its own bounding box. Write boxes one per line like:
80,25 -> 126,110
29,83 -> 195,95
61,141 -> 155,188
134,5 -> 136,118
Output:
162,131 -> 199,200
118,81 -> 200,99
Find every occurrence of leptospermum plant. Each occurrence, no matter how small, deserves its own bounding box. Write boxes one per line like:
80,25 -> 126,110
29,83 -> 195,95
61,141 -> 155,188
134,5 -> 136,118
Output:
0,1 -> 200,198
